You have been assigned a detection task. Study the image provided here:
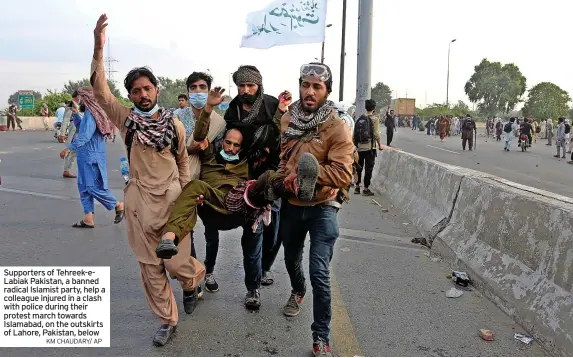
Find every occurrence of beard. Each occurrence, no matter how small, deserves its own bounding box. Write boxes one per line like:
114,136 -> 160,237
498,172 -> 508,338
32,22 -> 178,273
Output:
300,92 -> 326,114
134,98 -> 157,112
239,93 -> 258,105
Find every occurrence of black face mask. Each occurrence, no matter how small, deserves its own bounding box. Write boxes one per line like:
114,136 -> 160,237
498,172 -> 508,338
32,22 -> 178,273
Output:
239,93 -> 258,105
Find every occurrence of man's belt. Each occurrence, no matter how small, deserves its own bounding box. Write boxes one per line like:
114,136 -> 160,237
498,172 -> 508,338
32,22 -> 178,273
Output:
322,200 -> 342,209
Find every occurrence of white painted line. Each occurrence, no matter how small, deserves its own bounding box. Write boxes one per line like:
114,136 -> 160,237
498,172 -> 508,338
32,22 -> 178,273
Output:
0,187 -> 72,200
426,145 -> 459,155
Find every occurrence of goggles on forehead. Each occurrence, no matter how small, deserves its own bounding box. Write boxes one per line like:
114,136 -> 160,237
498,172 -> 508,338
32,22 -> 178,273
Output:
300,64 -> 330,82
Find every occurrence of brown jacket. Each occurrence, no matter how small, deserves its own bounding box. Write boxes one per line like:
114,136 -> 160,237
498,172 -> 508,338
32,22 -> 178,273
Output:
279,109 -> 354,206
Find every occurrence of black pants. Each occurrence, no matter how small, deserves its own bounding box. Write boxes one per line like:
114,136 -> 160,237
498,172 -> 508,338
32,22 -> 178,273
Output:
386,128 -> 394,146
7,115 -> 15,130
356,149 -> 376,188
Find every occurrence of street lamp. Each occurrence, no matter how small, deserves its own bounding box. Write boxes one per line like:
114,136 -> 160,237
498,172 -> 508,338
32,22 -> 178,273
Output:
446,38 -> 457,108
321,24 -> 333,63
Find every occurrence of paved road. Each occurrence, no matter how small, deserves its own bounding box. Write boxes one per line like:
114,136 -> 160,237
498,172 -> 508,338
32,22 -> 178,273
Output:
388,127 -> 573,199
0,130 -> 547,356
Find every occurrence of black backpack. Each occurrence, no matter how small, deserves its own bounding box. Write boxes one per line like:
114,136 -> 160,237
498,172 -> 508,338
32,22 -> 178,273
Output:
353,115 -> 374,145
504,122 -> 513,133
124,119 -> 179,163
565,123 -> 571,134
463,118 -> 473,130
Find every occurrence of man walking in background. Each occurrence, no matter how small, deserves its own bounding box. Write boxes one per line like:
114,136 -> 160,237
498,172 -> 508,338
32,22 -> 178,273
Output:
353,99 -> 382,196
461,114 -> 476,151
59,100 -> 78,178
384,106 -> 396,146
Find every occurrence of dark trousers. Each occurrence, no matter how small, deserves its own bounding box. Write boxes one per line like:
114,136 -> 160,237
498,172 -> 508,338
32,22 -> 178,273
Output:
462,130 -> 474,150
201,205 -> 263,291
262,203 -> 281,272
356,150 -> 376,188
7,115 -> 15,130
386,128 -> 394,146
280,200 -> 339,343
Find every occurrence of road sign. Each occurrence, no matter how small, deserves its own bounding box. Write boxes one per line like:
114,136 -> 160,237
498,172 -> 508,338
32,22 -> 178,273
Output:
18,90 -> 35,109
219,103 -> 229,111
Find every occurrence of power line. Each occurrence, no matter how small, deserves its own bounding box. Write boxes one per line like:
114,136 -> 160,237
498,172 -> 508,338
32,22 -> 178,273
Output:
105,36 -> 118,82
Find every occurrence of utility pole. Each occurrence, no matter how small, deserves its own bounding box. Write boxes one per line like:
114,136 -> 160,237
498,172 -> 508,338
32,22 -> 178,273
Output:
355,0 -> 373,119
339,0 -> 347,101
105,36 -> 118,82
320,24 -> 333,63
446,38 -> 456,107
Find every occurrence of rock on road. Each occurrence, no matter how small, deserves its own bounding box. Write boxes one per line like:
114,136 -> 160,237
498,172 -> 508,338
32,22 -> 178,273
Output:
0,131 -> 547,356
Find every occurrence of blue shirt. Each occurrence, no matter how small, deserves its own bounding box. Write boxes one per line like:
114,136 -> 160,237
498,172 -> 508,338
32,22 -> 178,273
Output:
55,107 -> 65,123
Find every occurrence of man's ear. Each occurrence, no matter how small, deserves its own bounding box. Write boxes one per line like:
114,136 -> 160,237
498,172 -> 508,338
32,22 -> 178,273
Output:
156,87 -> 161,98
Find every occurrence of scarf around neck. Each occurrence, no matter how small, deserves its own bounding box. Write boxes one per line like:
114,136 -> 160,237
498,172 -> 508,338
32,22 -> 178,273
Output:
125,108 -> 175,152
284,100 -> 335,139
75,87 -> 114,138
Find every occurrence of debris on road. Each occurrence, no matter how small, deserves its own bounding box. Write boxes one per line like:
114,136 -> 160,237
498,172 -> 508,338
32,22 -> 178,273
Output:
452,271 -> 471,287
371,199 -> 388,212
402,222 -> 410,225
411,237 -> 427,245
514,333 -> 533,344
446,287 -> 464,298
479,329 -> 495,341
341,247 -> 351,252
431,257 -> 441,262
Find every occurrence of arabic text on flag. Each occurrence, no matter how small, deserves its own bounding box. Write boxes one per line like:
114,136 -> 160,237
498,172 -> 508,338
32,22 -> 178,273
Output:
240,0 -> 328,49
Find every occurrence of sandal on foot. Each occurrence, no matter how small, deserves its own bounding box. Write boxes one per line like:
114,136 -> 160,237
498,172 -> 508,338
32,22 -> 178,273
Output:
72,220 -> 95,229
114,209 -> 124,224
156,240 -> 178,259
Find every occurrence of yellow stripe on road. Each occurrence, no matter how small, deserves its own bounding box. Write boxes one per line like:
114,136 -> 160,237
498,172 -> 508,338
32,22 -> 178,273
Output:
330,267 -> 363,357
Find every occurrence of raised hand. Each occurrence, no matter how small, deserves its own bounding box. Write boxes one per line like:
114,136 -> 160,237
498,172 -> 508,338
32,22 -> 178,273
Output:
207,86 -> 226,107
94,14 -> 108,51
278,90 -> 292,112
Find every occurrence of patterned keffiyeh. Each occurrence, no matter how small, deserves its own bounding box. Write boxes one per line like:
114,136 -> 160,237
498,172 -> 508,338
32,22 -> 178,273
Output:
125,108 -> 175,152
233,66 -> 264,124
76,87 -> 114,138
284,100 -> 336,139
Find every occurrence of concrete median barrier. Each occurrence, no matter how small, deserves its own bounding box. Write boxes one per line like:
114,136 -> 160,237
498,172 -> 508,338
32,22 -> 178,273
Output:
0,116 -> 57,130
372,149 -> 573,355
434,175 -> 573,356
370,149 -> 466,246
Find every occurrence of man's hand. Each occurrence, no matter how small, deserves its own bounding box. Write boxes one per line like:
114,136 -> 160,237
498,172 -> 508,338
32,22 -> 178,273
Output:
278,90 -> 292,112
187,138 -> 209,154
60,149 -> 70,159
94,14 -> 108,51
196,195 -> 205,206
58,136 -> 67,143
284,171 -> 299,195
204,87 -> 225,114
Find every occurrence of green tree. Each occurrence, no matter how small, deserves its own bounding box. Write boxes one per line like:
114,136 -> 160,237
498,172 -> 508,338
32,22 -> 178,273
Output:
38,90 -> 72,115
464,58 -> 526,116
7,90 -> 42,106
157,77 -> 187,109
370,82 -> 392,107
62,78 -> 123,98
522,82 -> 571,120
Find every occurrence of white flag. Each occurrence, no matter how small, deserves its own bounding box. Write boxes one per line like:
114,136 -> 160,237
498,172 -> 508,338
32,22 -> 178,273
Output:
240,0 -> 328,49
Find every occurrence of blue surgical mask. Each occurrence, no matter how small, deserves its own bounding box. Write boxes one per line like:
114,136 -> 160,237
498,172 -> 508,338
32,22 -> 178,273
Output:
133,103 -> 159,117
189,92 -> 208,109
219,149 -> 240,162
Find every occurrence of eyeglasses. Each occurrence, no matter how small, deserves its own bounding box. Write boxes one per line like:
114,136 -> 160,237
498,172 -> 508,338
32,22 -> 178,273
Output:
300,64 -> 330,82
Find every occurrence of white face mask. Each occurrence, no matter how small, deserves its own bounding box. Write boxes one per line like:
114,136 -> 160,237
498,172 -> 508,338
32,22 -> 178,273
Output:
189,93 -> 208,109
219,149 -> 240,162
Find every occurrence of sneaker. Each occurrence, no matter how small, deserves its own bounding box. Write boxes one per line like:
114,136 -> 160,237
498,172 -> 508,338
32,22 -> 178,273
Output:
152,323 -> 176,346
354,186 -> 361,194
261,270 -> 274,286
362,188 -> 374,196
244,289 -> 261,310
297,153 -> 320,201
283,291 -> 304,317
204,273 -> 219,292
312,337 -> 333,357
197,284 -> 203,298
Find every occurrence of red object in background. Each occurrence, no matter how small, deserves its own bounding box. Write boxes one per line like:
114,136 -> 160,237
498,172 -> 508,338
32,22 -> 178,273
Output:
0,124 -> 7,131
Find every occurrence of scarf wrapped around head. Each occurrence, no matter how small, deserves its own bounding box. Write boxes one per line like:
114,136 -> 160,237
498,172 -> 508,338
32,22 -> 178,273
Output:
233,65 -> 264,124
75,87 -> 114,138
125,108 -> 175,152
284,100 -> 336,140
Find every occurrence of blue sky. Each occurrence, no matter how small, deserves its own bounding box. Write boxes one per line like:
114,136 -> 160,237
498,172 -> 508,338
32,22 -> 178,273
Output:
1,0 -> 572,110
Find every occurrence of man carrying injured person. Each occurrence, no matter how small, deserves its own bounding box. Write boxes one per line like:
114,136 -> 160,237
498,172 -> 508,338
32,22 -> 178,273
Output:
155,88 -> 319,263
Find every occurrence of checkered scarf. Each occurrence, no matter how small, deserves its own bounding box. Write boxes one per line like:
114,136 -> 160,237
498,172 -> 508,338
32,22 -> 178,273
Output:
284,100 -> 335,139
125,108 -> 175,152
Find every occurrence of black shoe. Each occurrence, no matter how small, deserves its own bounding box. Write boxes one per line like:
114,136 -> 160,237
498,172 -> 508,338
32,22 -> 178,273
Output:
354,186 -> 361,194
244,289 -> 261,310
362,188 -> 374,196
204,273 -> 219,292
153,323 -> 176,346
183,288 -> 198,314
156,239 -> 178,259
297,153 -> 320,201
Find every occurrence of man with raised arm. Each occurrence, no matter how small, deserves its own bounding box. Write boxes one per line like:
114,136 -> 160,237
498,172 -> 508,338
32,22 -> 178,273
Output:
90,14 -> 204,347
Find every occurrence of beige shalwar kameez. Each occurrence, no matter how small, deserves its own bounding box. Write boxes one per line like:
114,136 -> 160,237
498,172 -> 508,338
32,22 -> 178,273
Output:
90,54 -> 205,326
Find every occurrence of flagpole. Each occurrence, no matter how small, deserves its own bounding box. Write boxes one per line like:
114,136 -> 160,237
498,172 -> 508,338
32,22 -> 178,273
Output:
339,0 -> 347,101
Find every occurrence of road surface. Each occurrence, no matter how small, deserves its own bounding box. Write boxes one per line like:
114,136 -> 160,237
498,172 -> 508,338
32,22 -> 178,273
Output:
0,130 -> 547,356
388,127 -> 573,199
